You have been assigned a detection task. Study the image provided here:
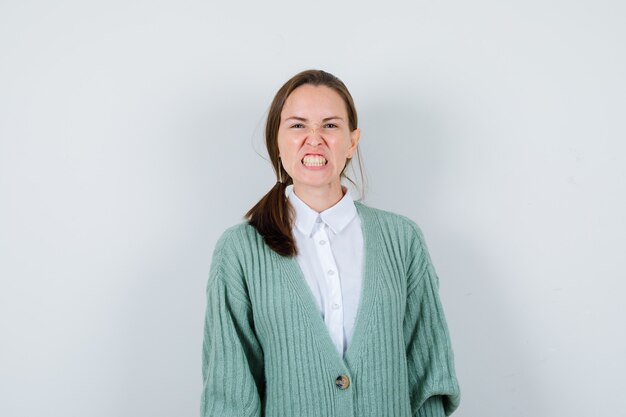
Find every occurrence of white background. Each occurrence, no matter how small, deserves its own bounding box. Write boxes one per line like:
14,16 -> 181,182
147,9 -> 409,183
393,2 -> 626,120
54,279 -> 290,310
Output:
1,1 -> 624,416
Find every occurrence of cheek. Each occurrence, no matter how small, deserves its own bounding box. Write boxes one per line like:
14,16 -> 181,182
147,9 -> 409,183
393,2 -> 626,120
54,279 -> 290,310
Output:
278,132 -> 304,149
277,142 -> 300,166
327,133 -> 352,150
277,134 -> 295,152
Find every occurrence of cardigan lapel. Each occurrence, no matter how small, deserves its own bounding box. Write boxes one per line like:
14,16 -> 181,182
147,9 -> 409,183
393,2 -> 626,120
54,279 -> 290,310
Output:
279,201 -> 383,369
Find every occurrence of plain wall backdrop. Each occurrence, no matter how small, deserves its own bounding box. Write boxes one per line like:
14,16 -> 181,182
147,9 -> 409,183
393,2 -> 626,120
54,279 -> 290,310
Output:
1,1 -> 625,416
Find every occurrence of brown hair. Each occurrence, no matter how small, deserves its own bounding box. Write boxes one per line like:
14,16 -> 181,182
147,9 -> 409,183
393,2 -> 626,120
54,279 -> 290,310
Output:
244,69 -> 367,257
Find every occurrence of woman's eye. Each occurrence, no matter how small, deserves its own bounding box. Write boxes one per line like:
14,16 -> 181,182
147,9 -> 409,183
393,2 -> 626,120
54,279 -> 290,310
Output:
324,123 -> 337,128
291,123 -> 305,128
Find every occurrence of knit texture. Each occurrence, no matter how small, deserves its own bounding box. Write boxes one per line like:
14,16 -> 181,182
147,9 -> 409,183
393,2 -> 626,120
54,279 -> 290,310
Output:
201,201 -> 461,417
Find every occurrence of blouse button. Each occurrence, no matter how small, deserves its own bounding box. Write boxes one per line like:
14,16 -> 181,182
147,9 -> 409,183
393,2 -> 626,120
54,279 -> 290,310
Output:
327,269 -> 335,275
335,375 -> 350,389
319,240 -> 326,245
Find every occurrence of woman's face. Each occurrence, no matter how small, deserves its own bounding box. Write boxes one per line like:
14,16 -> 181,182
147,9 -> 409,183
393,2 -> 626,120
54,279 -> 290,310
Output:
277,84 -> 360,192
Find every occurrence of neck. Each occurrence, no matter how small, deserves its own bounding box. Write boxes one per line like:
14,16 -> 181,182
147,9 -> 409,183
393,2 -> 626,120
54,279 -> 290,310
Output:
292,182 -> 346,213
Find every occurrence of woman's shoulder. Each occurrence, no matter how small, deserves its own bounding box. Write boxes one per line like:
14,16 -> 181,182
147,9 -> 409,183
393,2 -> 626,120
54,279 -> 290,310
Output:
208,221 -> 261,282
213,220 -> 261,253
354,200 -> 425,240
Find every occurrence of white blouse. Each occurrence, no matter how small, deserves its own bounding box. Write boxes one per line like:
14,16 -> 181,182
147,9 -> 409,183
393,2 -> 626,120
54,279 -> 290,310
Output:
285,184 -> 364,357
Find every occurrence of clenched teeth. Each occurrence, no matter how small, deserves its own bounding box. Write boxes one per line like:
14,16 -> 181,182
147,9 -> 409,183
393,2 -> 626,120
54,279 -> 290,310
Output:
302,155 -> 327,166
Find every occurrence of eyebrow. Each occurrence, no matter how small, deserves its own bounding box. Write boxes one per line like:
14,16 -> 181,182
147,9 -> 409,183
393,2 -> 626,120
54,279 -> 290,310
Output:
284,116 -> 344,122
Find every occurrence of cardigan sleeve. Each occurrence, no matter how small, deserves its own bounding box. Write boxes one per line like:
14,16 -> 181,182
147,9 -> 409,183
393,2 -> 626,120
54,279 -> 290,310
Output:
403,223 -> 461,417
201,229 -> 265,417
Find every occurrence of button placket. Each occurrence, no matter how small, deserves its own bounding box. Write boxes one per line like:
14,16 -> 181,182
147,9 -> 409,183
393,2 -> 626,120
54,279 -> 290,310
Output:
312,223 -> 345,354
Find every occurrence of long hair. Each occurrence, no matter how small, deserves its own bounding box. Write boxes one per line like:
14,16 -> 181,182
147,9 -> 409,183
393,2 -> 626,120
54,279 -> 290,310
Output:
244,69 -> 366,257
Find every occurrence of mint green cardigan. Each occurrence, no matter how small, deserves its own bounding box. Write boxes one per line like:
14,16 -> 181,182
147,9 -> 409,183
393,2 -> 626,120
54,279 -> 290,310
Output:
201,201 -> 461,417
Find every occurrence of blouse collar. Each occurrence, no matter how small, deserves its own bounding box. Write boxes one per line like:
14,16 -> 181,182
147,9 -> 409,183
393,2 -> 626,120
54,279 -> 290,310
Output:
285,184 -> 357,237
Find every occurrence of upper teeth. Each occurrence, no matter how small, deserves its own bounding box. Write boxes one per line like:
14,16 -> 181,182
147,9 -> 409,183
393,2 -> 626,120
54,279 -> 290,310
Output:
303,155 -> 327,166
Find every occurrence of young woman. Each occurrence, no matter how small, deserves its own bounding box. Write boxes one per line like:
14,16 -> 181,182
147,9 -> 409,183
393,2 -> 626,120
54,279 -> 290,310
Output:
201,69 -> 461,417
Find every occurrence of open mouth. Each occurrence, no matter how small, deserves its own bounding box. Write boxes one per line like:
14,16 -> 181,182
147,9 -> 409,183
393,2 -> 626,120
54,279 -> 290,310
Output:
302,155 -> 328,167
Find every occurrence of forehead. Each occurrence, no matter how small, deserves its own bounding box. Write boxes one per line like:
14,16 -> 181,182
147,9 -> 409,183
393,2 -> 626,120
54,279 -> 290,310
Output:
281,84 -> 347,117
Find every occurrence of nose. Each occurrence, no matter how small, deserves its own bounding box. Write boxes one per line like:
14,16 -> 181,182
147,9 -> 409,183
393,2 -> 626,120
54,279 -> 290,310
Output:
306,124 -> 322,145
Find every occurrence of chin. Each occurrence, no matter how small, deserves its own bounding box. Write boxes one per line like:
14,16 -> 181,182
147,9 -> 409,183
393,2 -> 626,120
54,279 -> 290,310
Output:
293,177 -> 341,189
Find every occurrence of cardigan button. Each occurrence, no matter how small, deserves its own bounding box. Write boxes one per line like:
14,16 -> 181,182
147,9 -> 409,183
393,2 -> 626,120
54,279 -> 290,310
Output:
335,375 -> 350,389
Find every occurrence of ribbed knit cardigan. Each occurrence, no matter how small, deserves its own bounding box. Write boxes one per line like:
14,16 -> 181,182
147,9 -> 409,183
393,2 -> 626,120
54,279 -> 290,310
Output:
201,201 -> 461,417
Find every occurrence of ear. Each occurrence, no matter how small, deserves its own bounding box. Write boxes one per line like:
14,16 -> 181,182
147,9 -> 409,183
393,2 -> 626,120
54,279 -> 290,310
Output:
348,128 -> 361,158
